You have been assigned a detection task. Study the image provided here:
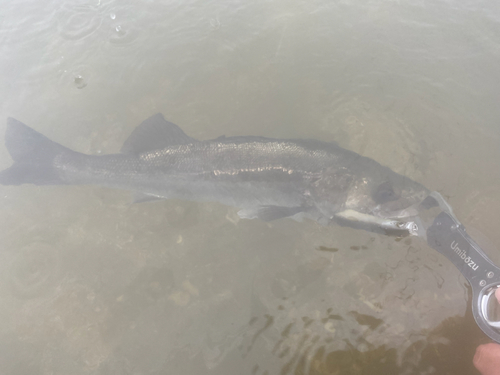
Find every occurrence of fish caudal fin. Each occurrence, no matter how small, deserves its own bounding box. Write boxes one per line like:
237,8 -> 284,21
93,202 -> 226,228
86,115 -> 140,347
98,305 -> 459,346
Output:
0,118 -> 73,185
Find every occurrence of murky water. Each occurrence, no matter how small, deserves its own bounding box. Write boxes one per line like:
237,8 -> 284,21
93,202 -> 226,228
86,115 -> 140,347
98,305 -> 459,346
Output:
1,0 -> 500,374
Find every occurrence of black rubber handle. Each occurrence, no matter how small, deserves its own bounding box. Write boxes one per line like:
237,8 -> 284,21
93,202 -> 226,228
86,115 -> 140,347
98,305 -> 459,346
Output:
427,211 -> 500,343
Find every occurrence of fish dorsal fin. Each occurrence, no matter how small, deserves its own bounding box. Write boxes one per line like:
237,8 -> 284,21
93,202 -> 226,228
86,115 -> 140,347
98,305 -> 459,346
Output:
121,113 -> 197,154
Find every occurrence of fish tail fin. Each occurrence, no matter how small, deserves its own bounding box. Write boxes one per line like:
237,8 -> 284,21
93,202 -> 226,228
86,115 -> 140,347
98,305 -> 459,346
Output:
0,118 -> 74,185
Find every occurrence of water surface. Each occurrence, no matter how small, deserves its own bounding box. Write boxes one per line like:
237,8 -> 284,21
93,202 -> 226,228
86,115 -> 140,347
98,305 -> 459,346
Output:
1,0 -> 500,374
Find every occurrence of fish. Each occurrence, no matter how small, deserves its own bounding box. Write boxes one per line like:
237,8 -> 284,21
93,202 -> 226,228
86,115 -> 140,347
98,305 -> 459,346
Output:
0,113 -> 432,234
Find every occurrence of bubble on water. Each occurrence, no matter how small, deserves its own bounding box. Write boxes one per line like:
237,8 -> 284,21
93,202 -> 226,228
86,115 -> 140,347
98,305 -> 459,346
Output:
59,64 -> 93,89
210,16 -> 221,30
74,75 -> 87,89
108,21 -> 139,45
103,5 -> 140,46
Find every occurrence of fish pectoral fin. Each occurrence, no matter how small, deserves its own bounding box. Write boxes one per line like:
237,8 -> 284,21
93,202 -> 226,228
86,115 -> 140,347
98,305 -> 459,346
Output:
238,205 -> 306,222
132,192 -> 165,203
121,113 -> 198,154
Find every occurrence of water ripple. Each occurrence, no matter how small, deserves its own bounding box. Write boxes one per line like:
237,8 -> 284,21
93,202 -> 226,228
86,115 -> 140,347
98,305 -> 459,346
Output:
58,8 -> 102,41
8,242 -> 61,299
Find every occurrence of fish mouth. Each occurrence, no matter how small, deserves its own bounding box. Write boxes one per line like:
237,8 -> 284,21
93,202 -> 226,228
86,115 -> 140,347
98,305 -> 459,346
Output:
370,187 -> 431,220
339,191 -> 440,236
333,203 -> 423,236
373,203 -> 421,220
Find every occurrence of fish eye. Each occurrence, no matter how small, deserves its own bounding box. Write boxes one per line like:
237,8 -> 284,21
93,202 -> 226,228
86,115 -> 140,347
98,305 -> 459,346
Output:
373,181 -> 400,204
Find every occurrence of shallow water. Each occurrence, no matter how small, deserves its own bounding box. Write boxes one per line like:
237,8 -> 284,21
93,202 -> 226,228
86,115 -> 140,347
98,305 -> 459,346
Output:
1,0 -> 500,374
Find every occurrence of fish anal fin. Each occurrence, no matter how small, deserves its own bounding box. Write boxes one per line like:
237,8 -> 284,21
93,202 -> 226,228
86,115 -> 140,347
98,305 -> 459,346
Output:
238,205 -> 306,222
121,113 -> 197,154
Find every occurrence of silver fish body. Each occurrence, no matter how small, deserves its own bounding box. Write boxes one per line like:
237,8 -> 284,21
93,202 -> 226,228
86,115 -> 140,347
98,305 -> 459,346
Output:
0,114 -> 431,232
